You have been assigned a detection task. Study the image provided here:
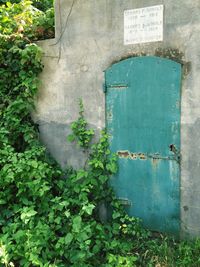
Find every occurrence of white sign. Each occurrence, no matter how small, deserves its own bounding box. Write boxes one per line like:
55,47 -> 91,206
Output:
124,5 -> 163,45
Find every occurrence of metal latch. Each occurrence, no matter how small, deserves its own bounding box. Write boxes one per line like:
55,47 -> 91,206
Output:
107,84 -> 129,89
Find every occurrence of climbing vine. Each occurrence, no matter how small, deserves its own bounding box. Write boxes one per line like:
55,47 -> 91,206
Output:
67,99 -> 94,149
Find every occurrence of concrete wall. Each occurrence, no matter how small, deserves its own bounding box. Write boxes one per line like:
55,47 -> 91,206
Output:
35,0 -> 200,238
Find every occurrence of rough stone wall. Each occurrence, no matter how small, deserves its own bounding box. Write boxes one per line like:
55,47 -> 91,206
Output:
35,0 -> 200,237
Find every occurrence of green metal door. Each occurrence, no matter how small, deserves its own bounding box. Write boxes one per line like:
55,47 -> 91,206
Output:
105,56 -> 181,235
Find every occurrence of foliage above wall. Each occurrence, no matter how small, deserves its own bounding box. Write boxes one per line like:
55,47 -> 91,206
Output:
0,0 -> 53,10
0,1 -> 54,39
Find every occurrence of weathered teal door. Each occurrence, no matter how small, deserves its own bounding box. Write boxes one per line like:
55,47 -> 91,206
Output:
105,56 -> 181,235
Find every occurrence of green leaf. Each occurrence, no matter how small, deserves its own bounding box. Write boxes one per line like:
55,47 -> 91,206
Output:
112,211 -> 121,219
30,160 -> 38,168
65,233 -> 73,245
82,204 -> 95,215
72,216 -> 82,233
77,232 -> 89,242
72,251 -> 86,261
54,217 -> 61,224
20,208 -> 37,224
76,170 -> 88,181
67,134 -> 75,142
64,210 -> 70,218
106,162 -> 118,173
0,199 -> 7,205
6,2 -> 12,8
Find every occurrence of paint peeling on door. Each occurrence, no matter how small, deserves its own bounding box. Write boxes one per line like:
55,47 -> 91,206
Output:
117,150 -> 179,162
117,150 -> 147,160
117,150 -> 130,158
151,158 -> 161,169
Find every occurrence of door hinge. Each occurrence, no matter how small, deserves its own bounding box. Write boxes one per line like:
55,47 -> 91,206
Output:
102,83 -> 107,93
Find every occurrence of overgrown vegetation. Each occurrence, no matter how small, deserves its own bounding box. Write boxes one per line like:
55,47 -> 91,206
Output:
0,1 -> 54,39
1,1 -> 200,266
0,0 -> 53,10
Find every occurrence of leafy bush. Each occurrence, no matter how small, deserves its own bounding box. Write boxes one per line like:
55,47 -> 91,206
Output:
0,1 -> 54,39
0,69 -> 146,265
0,0 -> 53,11
31,0 -> 54,11
0,0 -> 20,4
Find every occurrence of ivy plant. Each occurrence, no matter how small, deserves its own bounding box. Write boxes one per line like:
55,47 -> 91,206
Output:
68,99 -> 94,149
